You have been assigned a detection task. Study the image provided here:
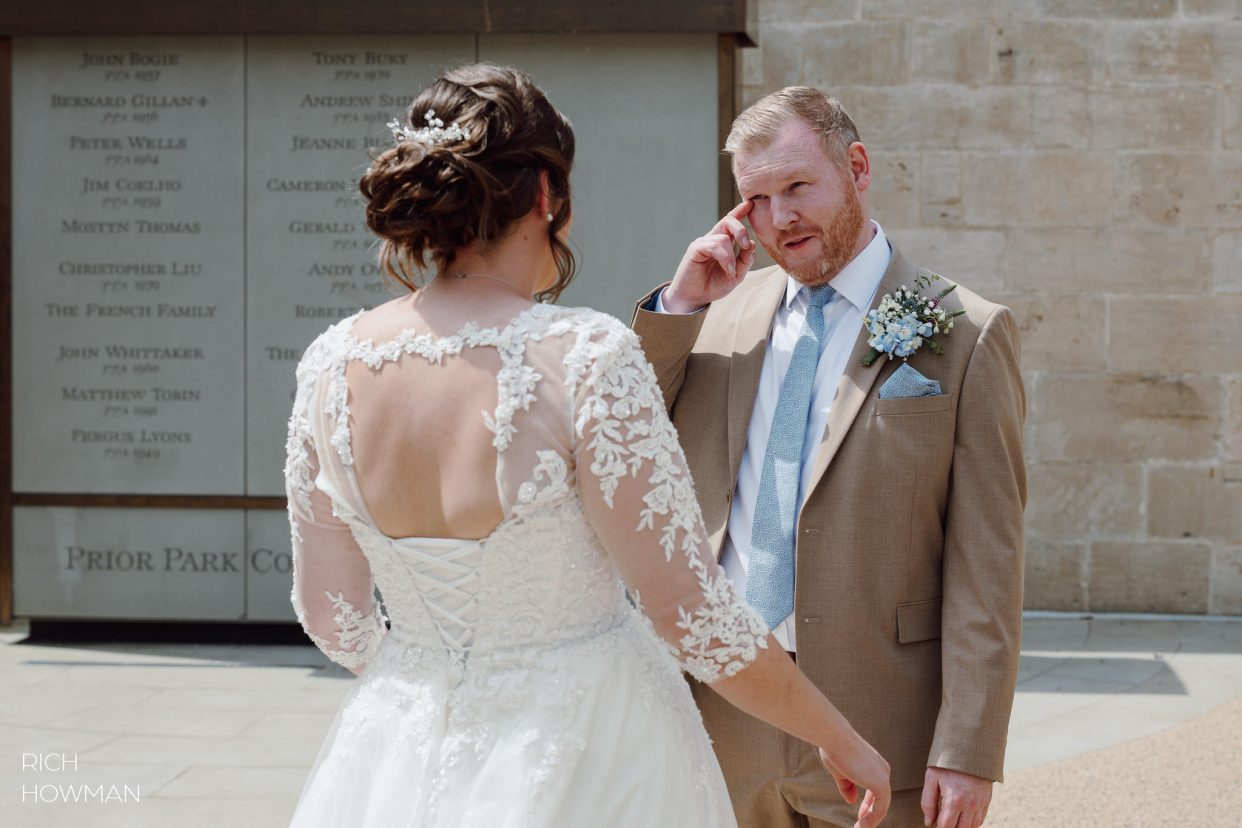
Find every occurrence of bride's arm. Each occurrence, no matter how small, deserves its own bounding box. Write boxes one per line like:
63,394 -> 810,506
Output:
571,320 -> 889,826
284,354 -> 387,676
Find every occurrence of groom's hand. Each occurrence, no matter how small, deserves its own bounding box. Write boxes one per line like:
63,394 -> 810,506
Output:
662,200 -> 757,314
921,766 -> 993,828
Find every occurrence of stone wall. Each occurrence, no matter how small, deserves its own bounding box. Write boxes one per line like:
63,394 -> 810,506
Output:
740,0 -> 1242,613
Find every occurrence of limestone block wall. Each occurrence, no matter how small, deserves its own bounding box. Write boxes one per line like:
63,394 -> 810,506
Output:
740,0 -> 1242,613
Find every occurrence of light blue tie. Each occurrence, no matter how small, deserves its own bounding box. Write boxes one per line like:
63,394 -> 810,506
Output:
747,283 -> 836,630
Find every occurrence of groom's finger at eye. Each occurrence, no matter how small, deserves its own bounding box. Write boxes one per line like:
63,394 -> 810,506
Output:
736,232 -> 757,271
699,235 -> 737,277
715,216 -> 752,250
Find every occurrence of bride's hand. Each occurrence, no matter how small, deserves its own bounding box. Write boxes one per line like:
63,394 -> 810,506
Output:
817,736 -> 891,828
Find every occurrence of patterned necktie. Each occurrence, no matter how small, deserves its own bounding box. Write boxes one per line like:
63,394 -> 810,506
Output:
746,283 -> 837,630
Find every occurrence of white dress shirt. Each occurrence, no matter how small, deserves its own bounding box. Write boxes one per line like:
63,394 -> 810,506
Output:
656,220 -> 891,651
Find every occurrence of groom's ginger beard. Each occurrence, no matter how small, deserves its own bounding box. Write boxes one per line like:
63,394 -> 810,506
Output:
767,167 -> 866,288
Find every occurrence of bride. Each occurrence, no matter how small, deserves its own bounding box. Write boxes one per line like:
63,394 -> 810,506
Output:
284,63 -> 889,827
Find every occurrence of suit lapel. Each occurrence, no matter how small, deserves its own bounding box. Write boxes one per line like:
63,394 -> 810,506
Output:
801,245 -> 920,504
726,269 -> 787,486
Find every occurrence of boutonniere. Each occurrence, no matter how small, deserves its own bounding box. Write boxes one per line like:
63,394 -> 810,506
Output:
861,273 -> 966,367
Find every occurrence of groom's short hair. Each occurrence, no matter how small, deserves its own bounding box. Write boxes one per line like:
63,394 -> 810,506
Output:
725,86 -> 861,167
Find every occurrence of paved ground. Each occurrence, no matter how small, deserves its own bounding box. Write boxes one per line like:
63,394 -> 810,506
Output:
1,614 -> 1240,827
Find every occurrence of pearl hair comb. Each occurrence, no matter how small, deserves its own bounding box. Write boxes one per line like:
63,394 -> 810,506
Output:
387,109 -> 468,146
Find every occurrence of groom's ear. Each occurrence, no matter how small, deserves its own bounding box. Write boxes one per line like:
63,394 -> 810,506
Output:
847,142 -> 871,193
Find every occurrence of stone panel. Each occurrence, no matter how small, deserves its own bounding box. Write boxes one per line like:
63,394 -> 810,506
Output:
1109,296 -> 1242,373
911,21 -> 992,85
994,20 -> 1106,84
962,152 -> 1115,227
1040,0 -> 1178,18
1209,547 -> 1242,615
1004,228 -> 1209,295
1023,540 -> 1088,611
1088,86 -> 1220,150
1026,462 -> 1144,538
801,22 -> 910,86
866,152 -> 921,227
11,37 -> 246,494
1147,465 -> 1242,542
760,0 -> 861,21
995,295 -> 1108,373
13,507 -> 246,620
1212,232 -> 1242,292
1032,88 -> 1089,148
1089,542 -> 1211,613
889,229 -> 1007,295
1035,374 -> 1221,462
845,86 -> 1032,150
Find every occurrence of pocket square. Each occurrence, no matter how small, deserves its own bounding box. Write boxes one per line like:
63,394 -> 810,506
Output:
878,363 -> 942,400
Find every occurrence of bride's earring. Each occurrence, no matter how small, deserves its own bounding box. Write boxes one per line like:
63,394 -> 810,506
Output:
546,212 -> 554,222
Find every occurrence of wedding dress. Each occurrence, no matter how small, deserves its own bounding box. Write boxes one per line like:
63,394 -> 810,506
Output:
284,302 -> 770,827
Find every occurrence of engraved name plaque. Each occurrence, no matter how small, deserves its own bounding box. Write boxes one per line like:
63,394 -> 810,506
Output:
244,36 -> 472,495
12,38 -> 246,494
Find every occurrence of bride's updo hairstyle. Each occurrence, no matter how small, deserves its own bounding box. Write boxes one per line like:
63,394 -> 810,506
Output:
359,63 -> 576,302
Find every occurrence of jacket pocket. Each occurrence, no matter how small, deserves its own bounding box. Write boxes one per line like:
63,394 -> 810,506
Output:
873,393 -> 955,417
896,598 -> 943,644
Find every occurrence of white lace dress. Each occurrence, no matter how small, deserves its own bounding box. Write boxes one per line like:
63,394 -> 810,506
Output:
284,303 -> 770,827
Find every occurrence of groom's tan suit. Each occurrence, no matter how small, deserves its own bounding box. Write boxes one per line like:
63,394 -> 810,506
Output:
631,242 -> 1026,826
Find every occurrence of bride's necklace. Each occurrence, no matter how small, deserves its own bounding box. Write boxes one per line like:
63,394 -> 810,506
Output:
446,271 -> 533,301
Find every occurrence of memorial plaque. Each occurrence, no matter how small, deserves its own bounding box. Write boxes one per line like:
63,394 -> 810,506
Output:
479,35 -> 719,320
11,38 -> 247,494
7,33 -> 724,620
243,36 -> 473,496
13,507 -> 246,619
244,509 -> 297,621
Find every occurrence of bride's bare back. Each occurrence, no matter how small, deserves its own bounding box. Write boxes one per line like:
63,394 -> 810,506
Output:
345,292 -> 524,540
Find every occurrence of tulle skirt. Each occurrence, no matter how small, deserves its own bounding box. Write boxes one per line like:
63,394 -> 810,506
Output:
288,612 -> 738,827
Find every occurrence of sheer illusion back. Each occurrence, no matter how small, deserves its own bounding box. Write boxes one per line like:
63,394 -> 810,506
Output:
284,301 -> 769,826
286,300 -> 768,678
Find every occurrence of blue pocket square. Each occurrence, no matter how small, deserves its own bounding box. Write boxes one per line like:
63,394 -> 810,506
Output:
878,363 -> 942,400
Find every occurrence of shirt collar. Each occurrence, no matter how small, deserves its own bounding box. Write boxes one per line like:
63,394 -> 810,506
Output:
783,219 -> 891,312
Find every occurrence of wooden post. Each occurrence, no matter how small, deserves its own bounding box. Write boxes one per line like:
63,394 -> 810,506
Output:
1,38 -> 12,625
717,33 -> 740,219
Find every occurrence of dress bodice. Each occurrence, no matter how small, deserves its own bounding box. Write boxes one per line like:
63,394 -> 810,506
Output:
284,302 -> 769,686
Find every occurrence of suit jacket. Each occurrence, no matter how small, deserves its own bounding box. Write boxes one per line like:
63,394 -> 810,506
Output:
630,242 -> 1026,790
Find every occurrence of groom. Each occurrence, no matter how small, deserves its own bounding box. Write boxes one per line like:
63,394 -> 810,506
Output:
631,87 -> 1026,828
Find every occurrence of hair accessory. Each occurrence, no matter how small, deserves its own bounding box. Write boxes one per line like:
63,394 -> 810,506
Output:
387,109 -> 468,146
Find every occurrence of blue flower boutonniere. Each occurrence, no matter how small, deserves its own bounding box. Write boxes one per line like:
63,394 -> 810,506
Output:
861,273 -> 967,367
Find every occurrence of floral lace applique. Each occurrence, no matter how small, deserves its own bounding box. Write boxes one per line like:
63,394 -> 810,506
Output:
570,320 -> 770,684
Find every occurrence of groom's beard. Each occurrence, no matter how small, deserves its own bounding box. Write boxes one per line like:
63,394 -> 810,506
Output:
770,179 -> 866,288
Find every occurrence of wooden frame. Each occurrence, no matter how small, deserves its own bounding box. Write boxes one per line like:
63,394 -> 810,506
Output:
1,38 -> 11,626
0,3 -> 752,624
0,1 -> 755,41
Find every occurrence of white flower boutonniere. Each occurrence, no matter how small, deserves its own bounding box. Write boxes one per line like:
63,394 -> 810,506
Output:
861,273 -> 966,367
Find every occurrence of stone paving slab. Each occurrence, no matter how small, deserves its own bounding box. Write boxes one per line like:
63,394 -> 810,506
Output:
1,615 -> 1239,827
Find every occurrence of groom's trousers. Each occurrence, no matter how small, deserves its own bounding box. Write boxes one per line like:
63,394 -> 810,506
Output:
691,677 -> 927,828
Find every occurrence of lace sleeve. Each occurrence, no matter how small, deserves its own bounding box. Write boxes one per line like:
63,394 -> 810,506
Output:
571,319 -> 769,683
284,336 -> 387,674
